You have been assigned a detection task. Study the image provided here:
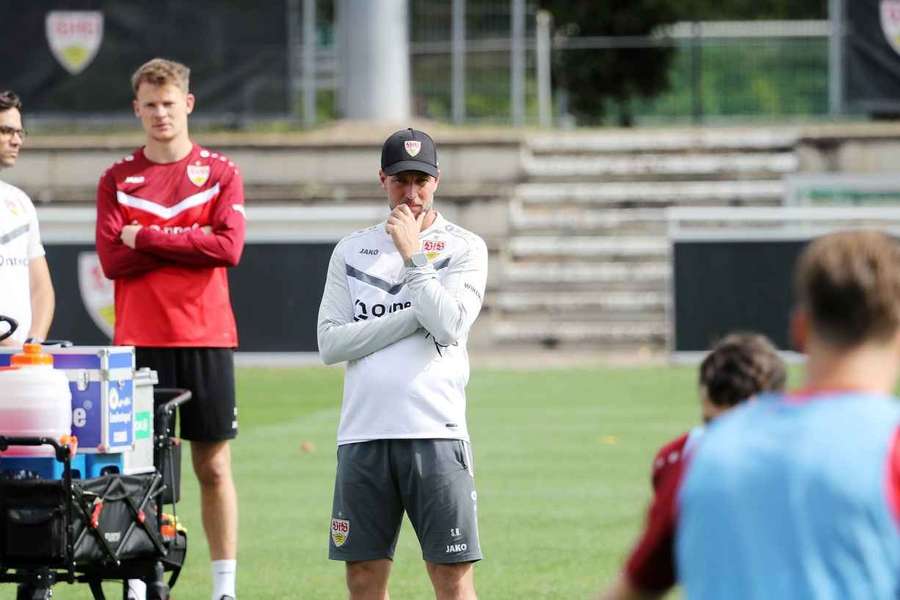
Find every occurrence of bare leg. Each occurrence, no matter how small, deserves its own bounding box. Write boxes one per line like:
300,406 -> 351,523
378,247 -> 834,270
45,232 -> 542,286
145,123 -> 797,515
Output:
346,559 -> 392,600
191,441 -> 238,560
426,562 -> 477,600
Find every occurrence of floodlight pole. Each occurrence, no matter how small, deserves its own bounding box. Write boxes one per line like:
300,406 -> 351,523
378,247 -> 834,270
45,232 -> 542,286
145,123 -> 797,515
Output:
339,0 -> 411,120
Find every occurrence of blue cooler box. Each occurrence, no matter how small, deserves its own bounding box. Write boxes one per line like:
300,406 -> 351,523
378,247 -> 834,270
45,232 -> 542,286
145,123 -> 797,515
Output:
0,346 -> 135,455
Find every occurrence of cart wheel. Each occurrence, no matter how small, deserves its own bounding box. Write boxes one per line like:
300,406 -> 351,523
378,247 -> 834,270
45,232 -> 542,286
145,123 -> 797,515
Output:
16,585 -> 52,600
146,582 -> 170,599
146,561 -> 170,600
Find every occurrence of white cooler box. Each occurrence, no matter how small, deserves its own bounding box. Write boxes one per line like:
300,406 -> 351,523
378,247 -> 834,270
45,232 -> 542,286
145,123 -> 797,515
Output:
0,346 -> 157,475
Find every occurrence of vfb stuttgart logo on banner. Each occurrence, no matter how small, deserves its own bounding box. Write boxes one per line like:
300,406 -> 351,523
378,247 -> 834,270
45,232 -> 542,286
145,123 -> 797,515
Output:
78,252 -> 115,340
882,1 -> 900,56
46,11 -> 104,75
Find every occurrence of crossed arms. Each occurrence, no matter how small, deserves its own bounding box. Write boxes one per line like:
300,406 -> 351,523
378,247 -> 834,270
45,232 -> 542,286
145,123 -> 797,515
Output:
95,171 -> 245,280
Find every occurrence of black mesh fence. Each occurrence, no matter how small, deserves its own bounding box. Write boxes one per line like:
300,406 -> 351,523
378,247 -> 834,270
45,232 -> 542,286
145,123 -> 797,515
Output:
1,1 -> 887,126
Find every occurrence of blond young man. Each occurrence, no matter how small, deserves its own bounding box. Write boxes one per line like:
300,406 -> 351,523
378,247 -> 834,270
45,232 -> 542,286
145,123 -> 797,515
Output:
0,90 -> 54,346
95,59 -> 245,600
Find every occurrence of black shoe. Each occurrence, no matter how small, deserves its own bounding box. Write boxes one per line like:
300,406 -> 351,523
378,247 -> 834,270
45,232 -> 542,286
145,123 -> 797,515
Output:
219,596 -> 235,600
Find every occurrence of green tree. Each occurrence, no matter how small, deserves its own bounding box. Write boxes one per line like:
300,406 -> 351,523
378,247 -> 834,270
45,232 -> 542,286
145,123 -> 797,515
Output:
540,0 -> 828,125
539,0 -> 680,126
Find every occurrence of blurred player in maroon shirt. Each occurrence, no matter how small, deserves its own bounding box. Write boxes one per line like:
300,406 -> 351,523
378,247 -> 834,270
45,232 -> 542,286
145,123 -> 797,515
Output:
598,332 -> 786,599
95,58 -> 244,600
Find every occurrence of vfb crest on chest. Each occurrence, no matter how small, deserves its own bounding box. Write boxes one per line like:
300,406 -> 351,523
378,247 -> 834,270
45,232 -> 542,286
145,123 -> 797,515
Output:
187,162 -> 210,186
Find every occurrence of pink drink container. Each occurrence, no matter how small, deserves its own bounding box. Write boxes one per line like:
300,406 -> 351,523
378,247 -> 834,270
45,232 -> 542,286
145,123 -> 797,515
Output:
0,344 -> 72,457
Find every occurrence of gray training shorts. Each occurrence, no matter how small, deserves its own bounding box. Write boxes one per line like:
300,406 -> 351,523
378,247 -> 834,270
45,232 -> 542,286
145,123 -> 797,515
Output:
328,439 -> 482,564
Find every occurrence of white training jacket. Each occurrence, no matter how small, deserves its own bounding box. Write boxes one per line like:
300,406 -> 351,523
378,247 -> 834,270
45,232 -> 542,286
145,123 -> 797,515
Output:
317,212 -> 488,445
0,180 -> 45,344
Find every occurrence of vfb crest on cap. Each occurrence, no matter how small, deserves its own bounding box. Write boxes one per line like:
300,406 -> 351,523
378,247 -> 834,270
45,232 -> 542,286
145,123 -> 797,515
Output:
187,162 -> 210,187
404,140 -> 422,157
331,518 -> 350,547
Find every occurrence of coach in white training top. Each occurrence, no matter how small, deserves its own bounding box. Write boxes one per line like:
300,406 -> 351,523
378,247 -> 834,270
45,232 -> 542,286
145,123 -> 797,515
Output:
318,128 -> 487,600
0,90 -> 54,346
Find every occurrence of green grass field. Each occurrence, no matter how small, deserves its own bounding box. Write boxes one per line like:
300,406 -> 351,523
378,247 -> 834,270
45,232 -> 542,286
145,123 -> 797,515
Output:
5,364 -> 745,599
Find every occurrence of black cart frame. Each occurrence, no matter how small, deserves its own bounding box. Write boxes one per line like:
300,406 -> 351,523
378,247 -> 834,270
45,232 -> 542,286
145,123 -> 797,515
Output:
0,388 -> 191,600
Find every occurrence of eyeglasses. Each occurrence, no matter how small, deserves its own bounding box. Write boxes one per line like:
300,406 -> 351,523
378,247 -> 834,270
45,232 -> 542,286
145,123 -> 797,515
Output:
0,126 -> 27,140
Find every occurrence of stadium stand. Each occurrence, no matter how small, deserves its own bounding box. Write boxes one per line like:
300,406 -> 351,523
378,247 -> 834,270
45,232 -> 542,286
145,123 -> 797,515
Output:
12,124 -> 900,354
493,128 -> 798,349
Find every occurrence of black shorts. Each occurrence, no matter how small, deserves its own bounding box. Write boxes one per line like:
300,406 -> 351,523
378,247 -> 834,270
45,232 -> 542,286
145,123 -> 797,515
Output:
135,347 -> 237,442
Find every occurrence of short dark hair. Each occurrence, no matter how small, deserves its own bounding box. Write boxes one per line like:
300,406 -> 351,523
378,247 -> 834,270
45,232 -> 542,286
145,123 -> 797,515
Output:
794,230 -> 900,348
699,332 -> 787,408
0,90 -> 22,112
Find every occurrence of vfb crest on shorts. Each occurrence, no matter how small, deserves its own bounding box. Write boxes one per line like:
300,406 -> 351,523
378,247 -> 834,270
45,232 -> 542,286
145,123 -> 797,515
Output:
45,11 -> 104,75
404,140 -> 422,157
187,162 -> 210,187
331,518 -> 350,547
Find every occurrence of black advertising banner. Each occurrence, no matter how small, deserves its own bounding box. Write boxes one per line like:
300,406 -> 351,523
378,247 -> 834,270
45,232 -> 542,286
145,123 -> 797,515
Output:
672,240 -> 808,353
0,1 -> 289,116
845,0 -> 900,114
43,243 -> 333,352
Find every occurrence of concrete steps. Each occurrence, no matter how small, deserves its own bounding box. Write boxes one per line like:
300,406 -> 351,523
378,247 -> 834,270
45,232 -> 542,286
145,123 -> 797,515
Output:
522,151 -> 798,181
511,206 -> 669,235
503,261 -> 669,288
492,320 -> 668,347
526,128 -> 799,154
491,128 -> 798,350
516,180 -> 784,207
507,236 -> 667,260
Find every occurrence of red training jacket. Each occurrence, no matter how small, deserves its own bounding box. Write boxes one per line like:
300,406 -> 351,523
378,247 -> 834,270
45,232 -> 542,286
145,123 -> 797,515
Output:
95,144 -> 245,347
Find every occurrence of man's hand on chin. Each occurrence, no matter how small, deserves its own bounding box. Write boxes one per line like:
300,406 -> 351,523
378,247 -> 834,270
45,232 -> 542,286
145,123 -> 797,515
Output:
386,204 -> 425,261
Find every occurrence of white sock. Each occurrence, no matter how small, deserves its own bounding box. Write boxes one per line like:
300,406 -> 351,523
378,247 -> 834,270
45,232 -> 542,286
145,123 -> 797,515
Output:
211,559 -> 237,600
127,579 -> 146,600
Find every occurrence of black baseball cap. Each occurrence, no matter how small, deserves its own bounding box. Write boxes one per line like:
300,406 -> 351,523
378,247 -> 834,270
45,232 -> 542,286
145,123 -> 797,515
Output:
381,128 -> 439,178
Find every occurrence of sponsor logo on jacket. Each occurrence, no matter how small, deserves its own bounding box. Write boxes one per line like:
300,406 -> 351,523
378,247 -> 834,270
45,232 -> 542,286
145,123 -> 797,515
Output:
353,299 -> 411,321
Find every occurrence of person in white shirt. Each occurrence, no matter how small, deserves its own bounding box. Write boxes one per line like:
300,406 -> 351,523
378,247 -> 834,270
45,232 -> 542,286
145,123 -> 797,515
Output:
318,128 -> 488,600
0,90 -> 54,346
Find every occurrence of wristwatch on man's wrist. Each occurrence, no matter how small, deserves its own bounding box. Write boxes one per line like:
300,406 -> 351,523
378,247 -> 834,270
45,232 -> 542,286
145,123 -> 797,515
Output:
405,252 -> 429,268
